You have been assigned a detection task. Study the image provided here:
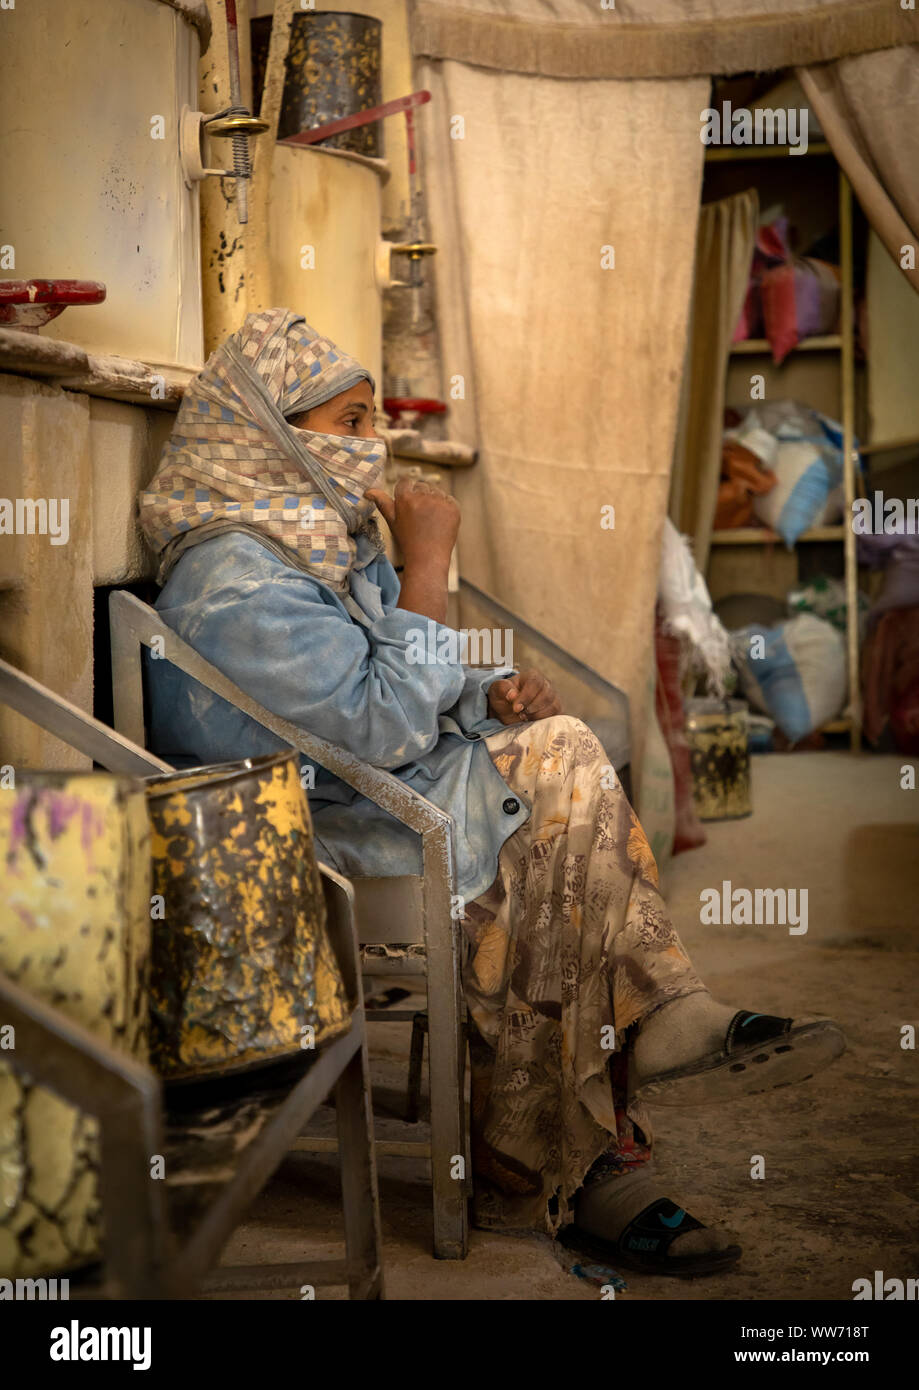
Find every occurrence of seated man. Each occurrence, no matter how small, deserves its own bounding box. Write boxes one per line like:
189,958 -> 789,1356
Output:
138,308 -> 845,1277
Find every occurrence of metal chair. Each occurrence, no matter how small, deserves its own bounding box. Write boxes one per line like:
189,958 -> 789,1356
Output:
106,590 -> 470,1259
106,581 -> 632,1260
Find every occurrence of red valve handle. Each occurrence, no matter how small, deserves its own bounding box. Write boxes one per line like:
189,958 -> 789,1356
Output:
383,398 -> 447,415
0,279 -> 106,304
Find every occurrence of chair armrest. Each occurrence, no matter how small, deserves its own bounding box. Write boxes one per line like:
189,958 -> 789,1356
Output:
108,590 -> 454,840
0,655 -> 171,775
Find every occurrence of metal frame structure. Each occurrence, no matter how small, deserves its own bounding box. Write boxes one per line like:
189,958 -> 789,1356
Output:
0,655 -> 384,1298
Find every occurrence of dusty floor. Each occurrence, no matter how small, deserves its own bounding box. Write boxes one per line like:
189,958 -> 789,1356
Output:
221,750 -> 918,1300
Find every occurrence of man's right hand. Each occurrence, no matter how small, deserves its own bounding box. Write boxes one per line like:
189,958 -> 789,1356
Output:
364,476 -> 460,572
365,476 -> 459,624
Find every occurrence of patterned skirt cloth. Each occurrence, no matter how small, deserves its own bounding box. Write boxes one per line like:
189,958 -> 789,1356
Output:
461,715 -> 706,1234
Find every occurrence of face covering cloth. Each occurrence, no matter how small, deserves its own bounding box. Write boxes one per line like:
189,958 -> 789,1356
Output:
138,308 -> 388,595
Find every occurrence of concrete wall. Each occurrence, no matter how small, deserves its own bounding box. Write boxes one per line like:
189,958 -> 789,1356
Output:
91,400 -> 171,587
0,374 -> 168,769
0,376 -> 94,769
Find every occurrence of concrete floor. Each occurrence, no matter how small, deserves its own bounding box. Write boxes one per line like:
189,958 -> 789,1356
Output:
221,750 -> 918,1300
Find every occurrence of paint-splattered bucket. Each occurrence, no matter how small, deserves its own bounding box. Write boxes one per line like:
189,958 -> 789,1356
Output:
251,12 -> 383,157
685,699 -> 753,821
144,751 -> 350,1081
0,773 -> 151,1277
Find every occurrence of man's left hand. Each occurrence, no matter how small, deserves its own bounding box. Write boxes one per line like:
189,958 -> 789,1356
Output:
487,668 -> 563,725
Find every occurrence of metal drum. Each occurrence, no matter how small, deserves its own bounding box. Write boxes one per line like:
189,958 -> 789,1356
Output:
0,773 -> 151,1278
0,0 -> 206,371
685,699 -> 753,821
268,142 -> 386,391
144,751 -> 350,1081
251,12 -> 383,157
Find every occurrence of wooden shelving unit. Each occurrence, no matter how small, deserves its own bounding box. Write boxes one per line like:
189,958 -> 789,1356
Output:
702,139 -> 862,751
839,169 -> 861,750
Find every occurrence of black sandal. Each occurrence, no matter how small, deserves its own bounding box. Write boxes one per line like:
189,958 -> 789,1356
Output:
633,1010 -> 846,1107
562,1197 -> 742,1278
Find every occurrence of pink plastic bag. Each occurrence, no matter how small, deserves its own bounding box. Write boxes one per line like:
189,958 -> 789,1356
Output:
732,215 -> 840,361
760,257 -> 840,363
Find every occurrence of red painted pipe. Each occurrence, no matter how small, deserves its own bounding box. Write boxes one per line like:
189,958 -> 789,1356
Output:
278,89 -> 431,148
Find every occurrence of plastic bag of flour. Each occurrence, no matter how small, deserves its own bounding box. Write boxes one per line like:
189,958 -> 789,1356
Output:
727,402 -> 846,549
731,613 -> 846,742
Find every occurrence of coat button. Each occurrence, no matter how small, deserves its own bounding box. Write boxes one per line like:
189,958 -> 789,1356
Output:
502,797 -> 520,814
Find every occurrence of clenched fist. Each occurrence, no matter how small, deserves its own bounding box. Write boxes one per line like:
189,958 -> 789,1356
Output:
488,668 -> 563,725
364,475 -> 460,572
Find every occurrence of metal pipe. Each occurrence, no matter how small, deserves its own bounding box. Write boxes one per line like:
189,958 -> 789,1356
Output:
224,0 -> 250,224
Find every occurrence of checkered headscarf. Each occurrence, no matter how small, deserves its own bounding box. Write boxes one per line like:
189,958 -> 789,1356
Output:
138,309 -> 387,590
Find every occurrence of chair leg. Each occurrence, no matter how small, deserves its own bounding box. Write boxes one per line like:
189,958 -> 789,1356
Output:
458,1010 -> 469,1172
423,960 -> 468,1260
335,1034 -> 385,1300
419,824 -> 469,1258
406,1011 -> 427,1124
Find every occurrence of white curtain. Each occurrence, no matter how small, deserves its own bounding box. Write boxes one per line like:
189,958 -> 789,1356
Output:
418,60 -> 708,780
799,46 -> 919,296
669,188 -> 759,572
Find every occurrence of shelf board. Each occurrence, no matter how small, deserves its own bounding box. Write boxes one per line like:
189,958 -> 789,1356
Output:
704,141 -> 832,163
860,433 -> 919,456
710,525 -> 846,546
730,335 -> 842,356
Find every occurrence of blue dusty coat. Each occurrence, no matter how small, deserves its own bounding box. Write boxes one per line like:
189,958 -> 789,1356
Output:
146,531 -> 530,902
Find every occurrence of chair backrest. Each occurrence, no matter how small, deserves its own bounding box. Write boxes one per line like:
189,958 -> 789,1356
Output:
108,589 -> 456,848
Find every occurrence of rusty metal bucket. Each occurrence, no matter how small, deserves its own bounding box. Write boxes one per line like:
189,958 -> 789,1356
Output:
0,772 -> 151,1277
251,11 -> 383,157
144,751 -> 350,1081
685,698 -> 753,821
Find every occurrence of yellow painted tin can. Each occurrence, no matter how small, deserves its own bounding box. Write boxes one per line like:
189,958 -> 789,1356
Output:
0,773 -> 151,1278
144,751 -> 350,1081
